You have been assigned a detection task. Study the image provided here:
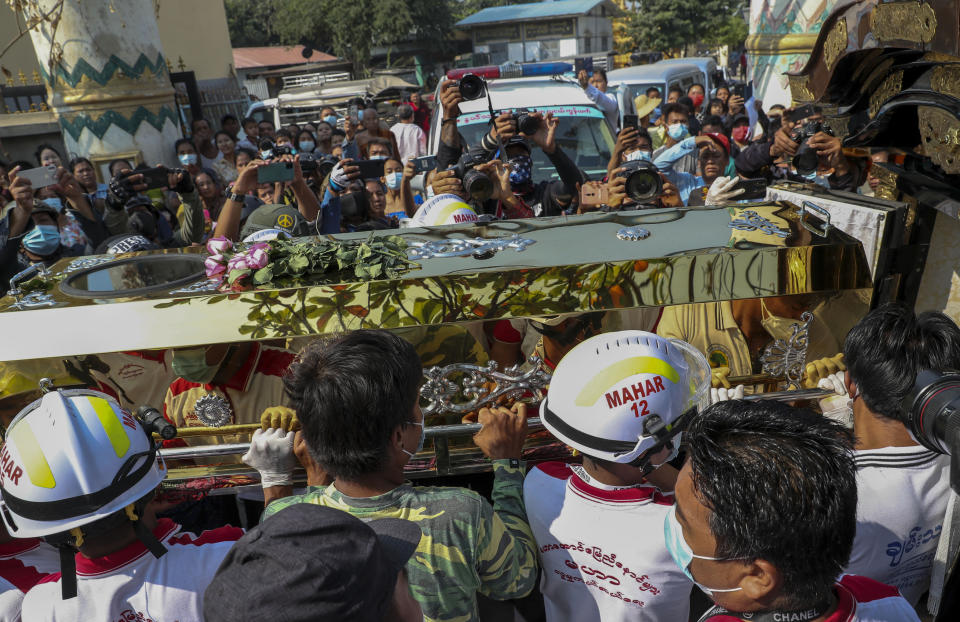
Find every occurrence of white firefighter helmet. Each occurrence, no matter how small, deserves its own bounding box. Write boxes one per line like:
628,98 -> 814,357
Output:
0,389 -> 165,538
410,193 -> 478,227
540,331 -> 710,465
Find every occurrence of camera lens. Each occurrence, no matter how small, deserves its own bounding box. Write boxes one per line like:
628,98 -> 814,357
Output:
792,145 -> 819,177
461,168 -> 494,201
516,112 -> 539,136
625,171 -> 660,202
618,160 -> 663,203
459,74 -> 486,101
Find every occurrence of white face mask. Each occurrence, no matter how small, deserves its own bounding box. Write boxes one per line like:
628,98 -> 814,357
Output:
385,171 -> 403,190
760,299 -> 800,341
624,149 -> 651,162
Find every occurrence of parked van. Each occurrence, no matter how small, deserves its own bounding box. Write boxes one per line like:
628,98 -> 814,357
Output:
606,62 -> 703,127
656,57 -> 724,103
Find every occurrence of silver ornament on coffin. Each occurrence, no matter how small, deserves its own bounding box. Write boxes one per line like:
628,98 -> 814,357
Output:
193,394 -> 233,427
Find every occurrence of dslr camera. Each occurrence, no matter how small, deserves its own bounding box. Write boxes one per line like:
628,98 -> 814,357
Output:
258,138 -> 294,160
451,146 -> 494,201
790,120 -> 833,176
617,159 -> 663,203
511,108 -> 540,136
455,74 -> 487,101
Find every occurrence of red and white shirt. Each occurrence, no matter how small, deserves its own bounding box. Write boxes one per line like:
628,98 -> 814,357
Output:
696,575 -> 919,622
523,462 -> 692,622
0,538 -> 59,622
163,343 -> 294,435
21,519 -> 243,622
846,446 -> 950,605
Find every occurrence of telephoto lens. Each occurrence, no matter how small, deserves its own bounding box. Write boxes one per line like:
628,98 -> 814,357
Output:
316,154 -> 339,179
618,160 -> 663,203
903,369 -> 960,459
458,74 -> 487,101
790,120 -> 831,177
298,152 -> 319,174
461,168 -> 494,201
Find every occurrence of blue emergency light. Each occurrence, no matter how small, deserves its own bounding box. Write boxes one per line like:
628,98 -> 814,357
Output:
446,61 -> 573,81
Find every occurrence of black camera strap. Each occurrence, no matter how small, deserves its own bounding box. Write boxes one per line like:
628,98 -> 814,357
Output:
696,597 -> 833,622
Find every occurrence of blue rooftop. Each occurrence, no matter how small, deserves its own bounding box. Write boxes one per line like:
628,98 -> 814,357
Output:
456,0 -> 621,27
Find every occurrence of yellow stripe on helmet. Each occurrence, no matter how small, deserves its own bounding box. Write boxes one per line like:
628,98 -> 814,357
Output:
433,202 -> 473,225
88,397 -> 131,458
575,356 -> 680,407
7,423 -> 55,488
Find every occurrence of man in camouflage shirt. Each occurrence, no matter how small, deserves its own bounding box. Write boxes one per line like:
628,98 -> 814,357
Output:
247,330 -> 537,622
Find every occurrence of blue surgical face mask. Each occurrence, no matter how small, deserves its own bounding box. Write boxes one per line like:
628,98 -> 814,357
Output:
323,115 -> 338,126
370,154 -> 387,161
385,171 -> 403,190
508,155 -> 532,186
41,197 -> 64,213
663,506 -> 743,598
667,123 -> 689,141
402,420 -> 425,458
178,153 -> 198,166
299,141 -> 315,152
625,150 -> 650,162
23,224 -> 60,256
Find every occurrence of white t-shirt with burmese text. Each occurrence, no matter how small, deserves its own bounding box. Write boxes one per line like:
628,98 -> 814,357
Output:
523,462 -> 692,622
846,445 -> 950,606
21,519 -> 243,622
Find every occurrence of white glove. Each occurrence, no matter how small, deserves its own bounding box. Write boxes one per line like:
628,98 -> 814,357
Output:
709,384 -> 745,405
704,176 -> 745,206
817,372 -> 847,396
242,428 -> 296,488
818,372 -> 853,428
328,160 -> 352,192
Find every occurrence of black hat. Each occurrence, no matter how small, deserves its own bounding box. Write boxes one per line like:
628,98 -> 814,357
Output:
239,203 -> 311,240
124,194 -> 154,212
203,504 -> 422,622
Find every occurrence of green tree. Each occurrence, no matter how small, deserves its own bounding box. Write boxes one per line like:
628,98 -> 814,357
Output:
623,0 -> 746,55
224,0 -> 283,47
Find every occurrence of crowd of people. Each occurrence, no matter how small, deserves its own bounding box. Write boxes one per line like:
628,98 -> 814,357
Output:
0,68 -> 898,297
0,302 -> 954,621
0,64 -> 956,622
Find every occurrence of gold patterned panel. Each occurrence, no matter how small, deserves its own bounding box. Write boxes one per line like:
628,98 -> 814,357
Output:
869,71 -> 903,118
931,65 -> 960,99
788,74 -> 815,104
823,17 -> 848,72
870,166 -> 899,201
823,115 -> 850,140
923,52 -> 958,63
872,1 -> 938,45
918,106 -> 960,174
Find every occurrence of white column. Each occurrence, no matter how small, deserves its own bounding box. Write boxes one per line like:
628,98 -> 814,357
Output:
20,0 -> 180,171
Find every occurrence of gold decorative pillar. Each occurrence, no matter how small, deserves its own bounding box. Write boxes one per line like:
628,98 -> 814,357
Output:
19,0 -> 180,169
746,0 -> 841,107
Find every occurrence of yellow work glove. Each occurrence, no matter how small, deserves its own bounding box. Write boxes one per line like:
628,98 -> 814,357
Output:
260,406 -> 300,431
803,353 -> 846,389
711,366 -> 732,389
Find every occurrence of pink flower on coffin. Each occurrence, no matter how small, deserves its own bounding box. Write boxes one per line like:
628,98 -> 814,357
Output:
227,254 -> 251,272
245,247 -> 270,270
205,255 -> 227,278
206,236 -> 233,255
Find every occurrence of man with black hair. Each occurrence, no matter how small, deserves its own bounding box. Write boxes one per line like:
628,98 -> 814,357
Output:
248,330 -> 538,622
220,114 -> 241,140
667,86 -> 683,103
191,118 -> 220,170
653,103 -> 697,174
816,303 -> 959,606
670,399 -> 920,622
258,119 -> 276,141
578,68 -> 619,130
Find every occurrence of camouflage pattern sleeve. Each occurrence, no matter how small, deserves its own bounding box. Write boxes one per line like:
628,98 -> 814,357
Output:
474,459 -> 537,599
260,488 -> 322,522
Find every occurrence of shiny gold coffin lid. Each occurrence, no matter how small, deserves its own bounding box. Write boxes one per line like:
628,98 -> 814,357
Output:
0,203 -> 871,361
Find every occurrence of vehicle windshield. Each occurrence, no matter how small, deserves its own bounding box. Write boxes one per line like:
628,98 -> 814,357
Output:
456,105 -> 614,180
612,83 -> 665,114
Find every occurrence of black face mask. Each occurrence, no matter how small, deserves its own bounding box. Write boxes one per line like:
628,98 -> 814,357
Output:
127,210 -> 157,240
